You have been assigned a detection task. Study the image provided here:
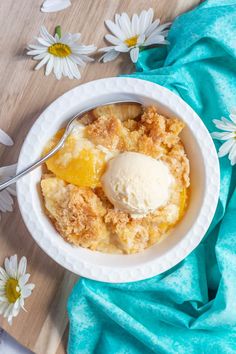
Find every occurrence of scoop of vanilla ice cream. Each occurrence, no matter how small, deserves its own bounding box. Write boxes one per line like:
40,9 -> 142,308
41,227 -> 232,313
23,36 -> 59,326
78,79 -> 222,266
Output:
101,152 -> 173,217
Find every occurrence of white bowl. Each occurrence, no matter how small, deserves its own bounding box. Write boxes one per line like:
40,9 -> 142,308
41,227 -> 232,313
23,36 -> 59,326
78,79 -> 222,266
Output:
16,78 -> 220,283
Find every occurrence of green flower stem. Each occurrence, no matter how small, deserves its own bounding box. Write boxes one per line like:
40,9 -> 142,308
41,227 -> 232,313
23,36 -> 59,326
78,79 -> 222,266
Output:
55,25 -> 62,39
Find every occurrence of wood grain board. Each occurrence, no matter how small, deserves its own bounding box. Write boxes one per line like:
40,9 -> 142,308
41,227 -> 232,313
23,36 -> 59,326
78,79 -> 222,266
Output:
0,0 -> 201,353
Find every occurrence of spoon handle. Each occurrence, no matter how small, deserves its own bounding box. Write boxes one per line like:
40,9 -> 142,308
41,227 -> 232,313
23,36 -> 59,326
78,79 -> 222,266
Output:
0,131 -> 69,191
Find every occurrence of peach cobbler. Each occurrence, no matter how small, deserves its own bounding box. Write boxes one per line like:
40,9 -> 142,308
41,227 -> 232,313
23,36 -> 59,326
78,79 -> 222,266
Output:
41,104 -> 190,254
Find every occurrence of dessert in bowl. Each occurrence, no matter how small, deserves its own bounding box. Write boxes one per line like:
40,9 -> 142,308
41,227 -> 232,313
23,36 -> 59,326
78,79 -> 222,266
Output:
41,104 -> 190,254
16,78 -> 220,282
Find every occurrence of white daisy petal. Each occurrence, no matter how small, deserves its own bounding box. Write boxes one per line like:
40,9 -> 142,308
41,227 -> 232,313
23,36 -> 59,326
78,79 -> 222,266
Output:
21,287 -> 32,298
66,60 -> 73,78
4,304 -> 12,318
221,117 -> 236,129
19,274 -> 30,287
0,295 -> 8,302
10,255 -> 18,276
27,49 -> 47,56
137,34 -> 145,46
0,192 -> 8,207
70,33 -> 81,42
230,153 -> 236,165
0,303 -> 8,315
158,30 -> 169,37
27,44 -> 47,51
131,14 -> 139,36
70,44 -> 96,55
13,298 -> 20,310
60,33 -> 71,44
218,139 -> 235,157
62,33 -> 80,44
41,0 -> 71,13
52,56 -> 59,78
40,26 -> 55,44
105,34 -> 123,46
34,54 -> 50,71
54,33 -> 60,43
116,14 -> 128,38
45,55 -> 54,76
79,54 -> 94,63
115,14 -> 120,24
0,267 -> 8,281
69,54 -> 85,66
229,112 -> 236,123
7,186 -> 16,197
144,34 -> 166,47
66,58 -> 81,79
56,59 -> 63,80
63,59 -> 71,79
105,19 -> 126,41
130,47 -> 139,63
146,26 -> 166,40
0,164 -> 16,177
145,9 -> 154,30
211,132 -> 235,140
114,44 -> 130,53
36,37 -> 51,47
19,297 -> 25,308
25,283 -> 35,291
0,129 -> 13,146
153,22 -> 171,33
213,119 -> 236,132
33,53 -> 48,60
4,259 -> 12,278
145,18 -> 161,37
98,46 -> 116,53
99,50 -> 120,63
0,189 -> 13,205
23,288 -> 33,300
62,59 -> 73,79
228,142 -> 236,165
119,13 -> 132,38
0,201 -> 7,213
0,198 -> 9,212
12,303 -> 20,317
139,10 -> 149,34
18,257 -> 27,278
0,280 -> 6,287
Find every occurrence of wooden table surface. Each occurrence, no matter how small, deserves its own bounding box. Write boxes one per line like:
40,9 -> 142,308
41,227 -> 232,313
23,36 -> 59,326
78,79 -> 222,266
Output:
0,0 -> 200,353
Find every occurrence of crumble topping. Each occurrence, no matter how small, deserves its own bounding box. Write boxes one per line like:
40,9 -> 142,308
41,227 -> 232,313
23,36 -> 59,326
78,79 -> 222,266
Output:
41,105 -> 190,254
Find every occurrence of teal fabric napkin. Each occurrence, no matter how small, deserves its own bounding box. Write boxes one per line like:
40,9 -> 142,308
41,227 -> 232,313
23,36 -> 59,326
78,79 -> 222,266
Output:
68,1 -> 236,352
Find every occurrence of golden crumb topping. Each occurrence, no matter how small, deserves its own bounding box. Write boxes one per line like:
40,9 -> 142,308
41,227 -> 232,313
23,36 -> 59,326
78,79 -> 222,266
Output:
41,177 -> 108,249
41,104 -> 190,254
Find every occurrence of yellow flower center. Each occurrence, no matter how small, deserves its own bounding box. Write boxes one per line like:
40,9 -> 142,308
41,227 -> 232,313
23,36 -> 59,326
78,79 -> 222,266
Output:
5,278 -> 20,303
48,43 -> 71,57
124,35 -> 138,47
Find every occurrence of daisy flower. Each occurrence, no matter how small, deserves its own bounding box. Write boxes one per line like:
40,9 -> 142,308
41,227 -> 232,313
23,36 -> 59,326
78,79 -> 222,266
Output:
99,8 -> 171,63
211,111 -> 236,165
0,255 -> 35,325
27,25 -> 96,80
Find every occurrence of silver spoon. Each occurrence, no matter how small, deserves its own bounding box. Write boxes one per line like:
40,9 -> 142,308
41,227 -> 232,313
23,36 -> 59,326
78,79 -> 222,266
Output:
0,100 -> 139,191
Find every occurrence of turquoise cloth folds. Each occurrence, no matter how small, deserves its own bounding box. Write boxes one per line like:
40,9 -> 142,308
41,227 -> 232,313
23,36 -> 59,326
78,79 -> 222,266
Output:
68,1 -> 236,352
